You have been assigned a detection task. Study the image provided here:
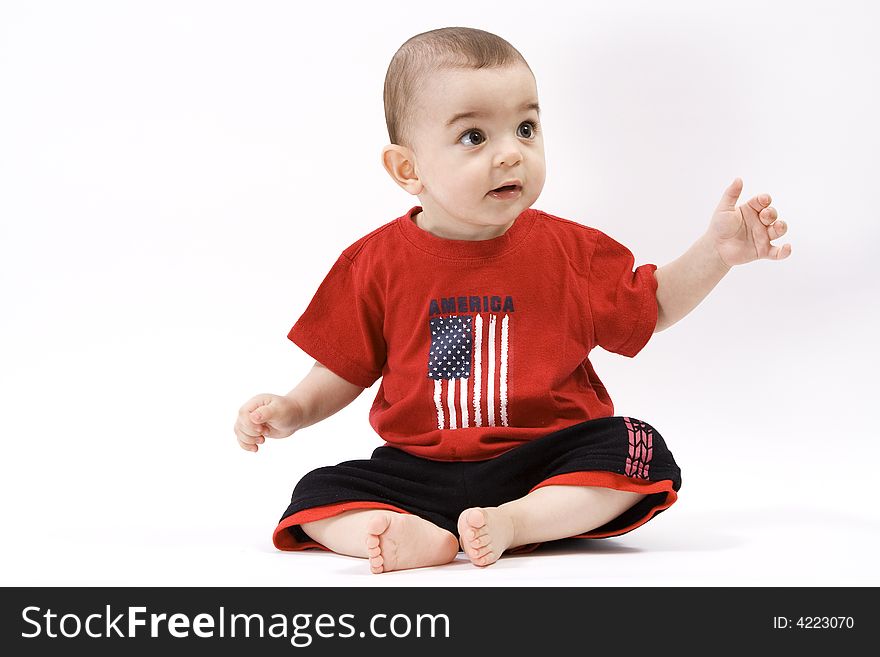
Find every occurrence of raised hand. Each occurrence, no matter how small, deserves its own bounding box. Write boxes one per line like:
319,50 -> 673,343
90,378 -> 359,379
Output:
709,177 -> 792,268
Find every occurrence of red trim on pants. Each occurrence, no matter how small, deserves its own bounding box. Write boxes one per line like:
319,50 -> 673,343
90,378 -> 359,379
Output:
272,472 -> 677,555
506,471 -> 678,554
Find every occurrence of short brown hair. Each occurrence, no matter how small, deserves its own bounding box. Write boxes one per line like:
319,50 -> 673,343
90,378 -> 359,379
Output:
383,27 -> 533,149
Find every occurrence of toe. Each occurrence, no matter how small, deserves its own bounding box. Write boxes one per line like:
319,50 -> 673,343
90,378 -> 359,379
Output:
466,508 -> 487,530
366,512 -> 392,537
468,533 -> 488,550
475,554 -> 496,567
474,544 -> 493,559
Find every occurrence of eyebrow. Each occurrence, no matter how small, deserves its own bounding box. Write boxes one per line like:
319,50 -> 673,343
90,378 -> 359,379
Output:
445,101 -> 541,129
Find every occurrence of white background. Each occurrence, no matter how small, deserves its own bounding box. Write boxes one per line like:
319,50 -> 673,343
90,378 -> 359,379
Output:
1,0 -> 878,587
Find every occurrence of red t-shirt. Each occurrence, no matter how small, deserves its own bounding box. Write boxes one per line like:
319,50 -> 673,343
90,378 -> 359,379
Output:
288,205 -> 658,462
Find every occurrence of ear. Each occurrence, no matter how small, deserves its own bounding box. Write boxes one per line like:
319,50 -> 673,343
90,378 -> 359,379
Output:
381,144 -> 423,194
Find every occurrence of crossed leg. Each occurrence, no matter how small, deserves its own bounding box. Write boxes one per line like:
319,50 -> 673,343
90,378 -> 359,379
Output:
458,485 -> 647,567
299,485 -> 646,573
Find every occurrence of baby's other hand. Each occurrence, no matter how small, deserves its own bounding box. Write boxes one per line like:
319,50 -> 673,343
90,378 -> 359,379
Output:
710,177 -> 792,267
234,394 -> 303,453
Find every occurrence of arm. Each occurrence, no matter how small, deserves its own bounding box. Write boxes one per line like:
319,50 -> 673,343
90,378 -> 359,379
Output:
653,233 -> 730,332
653,178 -> 792,333
285,361 -> 366,430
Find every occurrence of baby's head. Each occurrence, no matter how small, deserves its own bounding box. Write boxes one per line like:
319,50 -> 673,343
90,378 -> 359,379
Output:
381,27 -> 546,236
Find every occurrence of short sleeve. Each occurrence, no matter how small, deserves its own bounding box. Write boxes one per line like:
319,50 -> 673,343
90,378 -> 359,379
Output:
587,230 -> 658,358
287,254 -> 386,388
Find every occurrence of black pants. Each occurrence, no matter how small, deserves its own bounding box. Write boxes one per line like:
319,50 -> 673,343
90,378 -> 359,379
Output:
273,416 -> 682,553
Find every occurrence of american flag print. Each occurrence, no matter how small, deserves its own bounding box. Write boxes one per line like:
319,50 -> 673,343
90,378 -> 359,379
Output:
428,313 -> 510,430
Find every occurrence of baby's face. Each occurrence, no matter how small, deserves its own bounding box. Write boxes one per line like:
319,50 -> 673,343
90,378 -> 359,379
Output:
406,64 -> 546,235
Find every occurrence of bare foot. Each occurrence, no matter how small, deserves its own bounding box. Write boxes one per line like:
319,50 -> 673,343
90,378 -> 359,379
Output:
364,512 -> 459,574
457,507 -> 516,567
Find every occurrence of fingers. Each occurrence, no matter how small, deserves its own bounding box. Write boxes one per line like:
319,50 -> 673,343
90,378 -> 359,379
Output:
760,210 -> 791,260
715,177 -> 744,213
239,411 -> 265,440
756,201 -> 792,259
246,396 -> 280,431
746,193 -> 772,222
235,423 -> 265,452
767,242 -> 793,260
741,191 -> 792,260
769,218 -> 787,239
758,205 -> 776,226
235,406 -> 267,452
238,438 -> 259,452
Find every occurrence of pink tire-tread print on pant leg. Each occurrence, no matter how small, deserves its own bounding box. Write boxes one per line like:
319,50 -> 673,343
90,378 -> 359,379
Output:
623,417 -> 653,479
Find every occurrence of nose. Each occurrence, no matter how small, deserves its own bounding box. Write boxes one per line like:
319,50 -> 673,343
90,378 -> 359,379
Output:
493,137 -> 524,168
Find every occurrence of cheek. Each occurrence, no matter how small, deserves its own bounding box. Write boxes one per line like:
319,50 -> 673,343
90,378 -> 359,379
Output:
530,157 -> 547,184
437,161 -> 483,194
536,163 -> 547,185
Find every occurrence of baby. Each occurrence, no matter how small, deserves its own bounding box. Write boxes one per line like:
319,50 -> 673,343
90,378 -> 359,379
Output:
234,27 -> 791,574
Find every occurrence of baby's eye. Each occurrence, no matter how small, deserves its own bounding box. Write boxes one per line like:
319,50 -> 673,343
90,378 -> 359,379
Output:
458,121 -> 540,147
459,128 -> 485,147
518,120 -> 539,139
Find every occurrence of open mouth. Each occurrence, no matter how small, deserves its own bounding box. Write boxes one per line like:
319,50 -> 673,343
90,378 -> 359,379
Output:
491,184 -> 521,193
